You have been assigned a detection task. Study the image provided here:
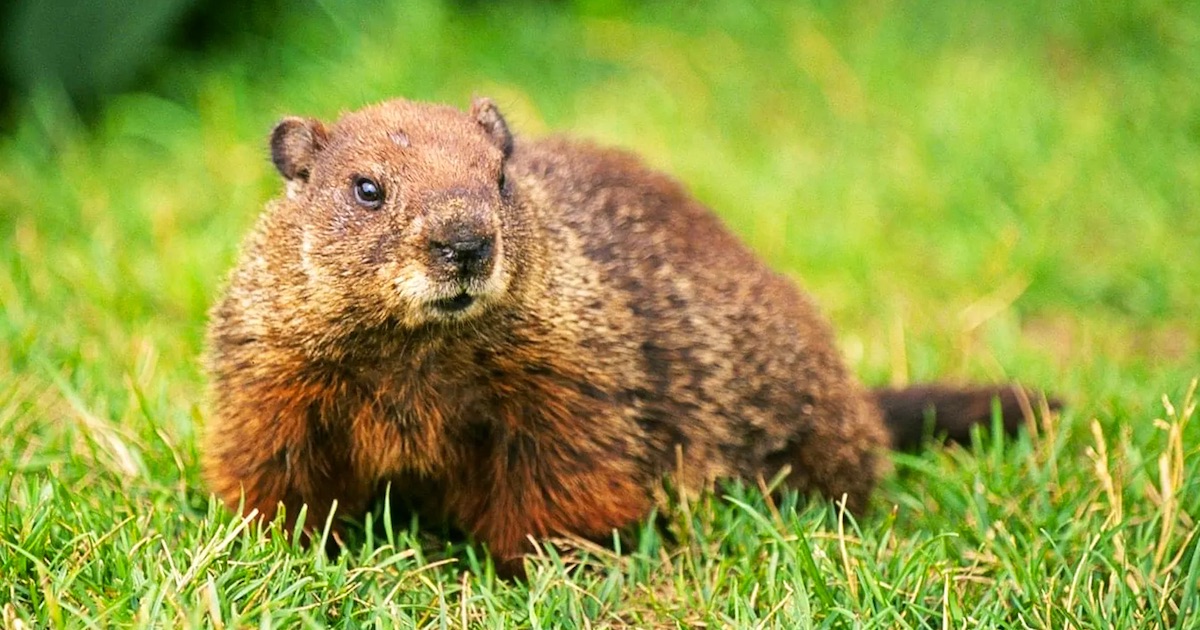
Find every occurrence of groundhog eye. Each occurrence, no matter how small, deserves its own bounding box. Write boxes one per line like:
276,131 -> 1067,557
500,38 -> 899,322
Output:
497,169 -> 508,193
352,177 -> 384,209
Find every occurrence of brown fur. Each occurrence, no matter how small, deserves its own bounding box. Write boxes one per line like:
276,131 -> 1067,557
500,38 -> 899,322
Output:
204,96 -> 1047,576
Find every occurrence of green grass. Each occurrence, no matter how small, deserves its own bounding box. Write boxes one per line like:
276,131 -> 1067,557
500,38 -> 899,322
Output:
3,0 -> 1199,626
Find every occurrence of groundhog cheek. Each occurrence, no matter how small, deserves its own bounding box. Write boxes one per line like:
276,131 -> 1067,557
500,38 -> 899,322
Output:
381,263 -> 431,304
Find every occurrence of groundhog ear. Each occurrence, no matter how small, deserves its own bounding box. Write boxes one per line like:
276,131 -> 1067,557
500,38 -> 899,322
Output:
470,97 -> 512,157
270,117 -> 328,182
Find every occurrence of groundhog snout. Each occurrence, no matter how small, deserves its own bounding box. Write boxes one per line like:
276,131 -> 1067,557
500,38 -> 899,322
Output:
427,222 -> 496,279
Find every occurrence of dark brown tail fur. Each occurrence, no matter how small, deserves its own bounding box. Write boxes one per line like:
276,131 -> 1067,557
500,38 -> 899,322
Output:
874,385 -> 1059,451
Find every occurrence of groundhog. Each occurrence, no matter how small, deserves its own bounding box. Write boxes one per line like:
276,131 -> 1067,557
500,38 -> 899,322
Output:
204,96 -> 1048,576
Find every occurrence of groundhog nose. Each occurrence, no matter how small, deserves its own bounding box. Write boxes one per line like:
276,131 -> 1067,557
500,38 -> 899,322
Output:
430,235 -> 494,277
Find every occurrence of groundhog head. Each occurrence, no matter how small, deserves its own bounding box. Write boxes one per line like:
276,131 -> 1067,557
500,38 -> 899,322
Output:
269,97 -> 518,329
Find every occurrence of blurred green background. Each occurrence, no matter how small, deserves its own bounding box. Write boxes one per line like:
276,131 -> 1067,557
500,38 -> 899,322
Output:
2,0 -> 1199,626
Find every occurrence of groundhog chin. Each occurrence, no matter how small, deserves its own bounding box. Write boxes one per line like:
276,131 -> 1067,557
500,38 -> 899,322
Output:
388,266 -> 508,326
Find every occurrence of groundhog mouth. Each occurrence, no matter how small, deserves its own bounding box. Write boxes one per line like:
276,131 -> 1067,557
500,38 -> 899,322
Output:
430,292 -> 476,313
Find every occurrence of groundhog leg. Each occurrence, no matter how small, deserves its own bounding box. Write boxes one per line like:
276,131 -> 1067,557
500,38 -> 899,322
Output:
204,391 -> 373,545
449,432 -> 653,578
468,488 -> 651,578
771,393 -> 890,515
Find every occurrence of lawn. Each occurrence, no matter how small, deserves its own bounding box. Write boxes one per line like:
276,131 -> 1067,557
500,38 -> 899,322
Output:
2,0 -> 1199,627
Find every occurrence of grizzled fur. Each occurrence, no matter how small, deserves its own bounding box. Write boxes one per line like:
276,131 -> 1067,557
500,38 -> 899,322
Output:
204,97 -> 1045,576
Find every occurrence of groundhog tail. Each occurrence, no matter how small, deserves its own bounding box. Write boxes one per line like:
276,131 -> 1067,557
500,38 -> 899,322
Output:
872,384 -> 1061,452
